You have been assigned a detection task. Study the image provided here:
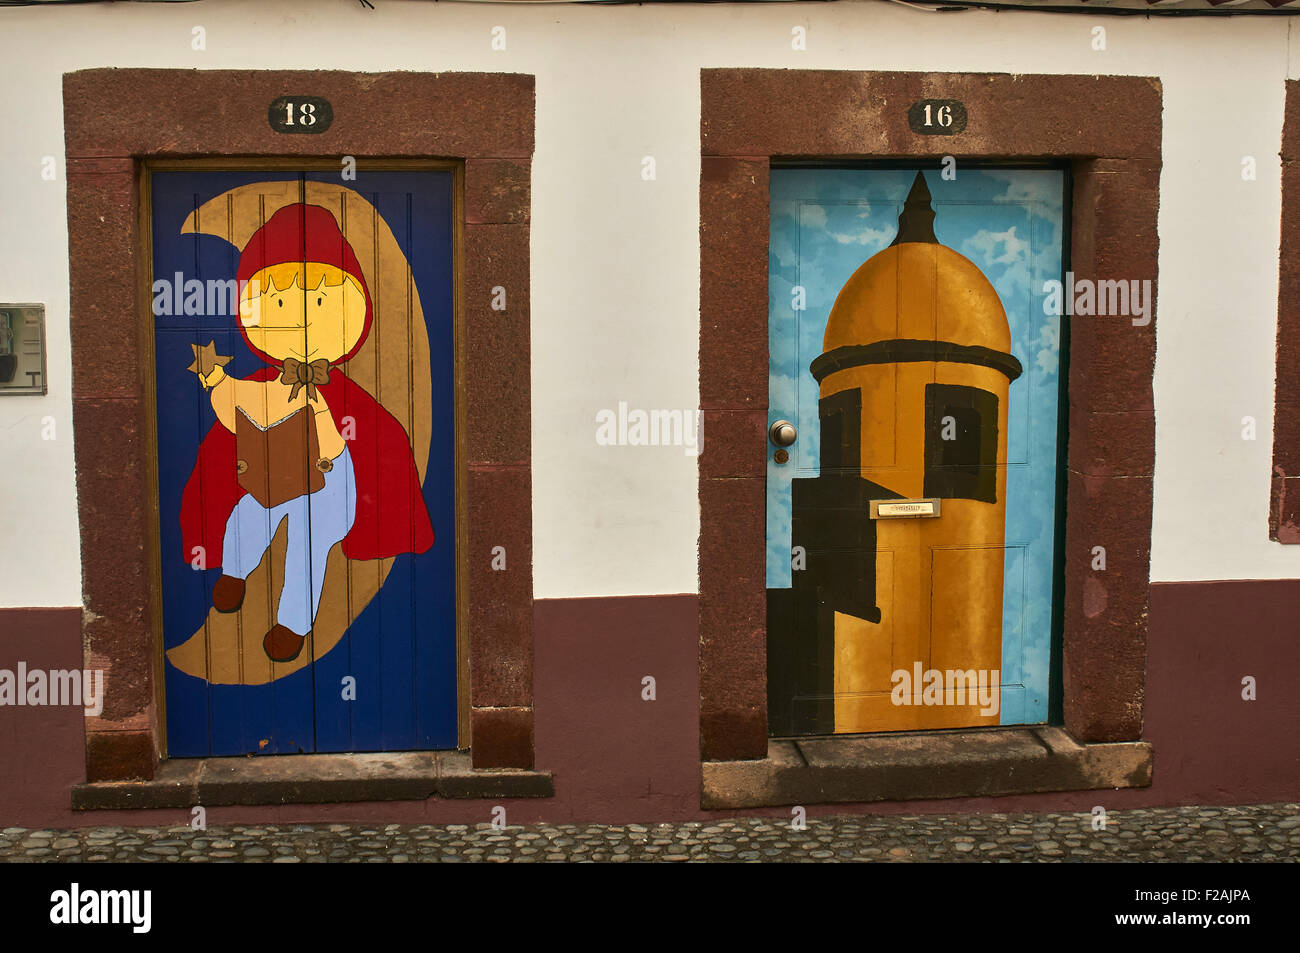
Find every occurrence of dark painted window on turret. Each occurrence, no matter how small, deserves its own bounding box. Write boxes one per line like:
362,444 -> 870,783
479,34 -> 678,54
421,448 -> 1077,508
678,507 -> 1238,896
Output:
818,389 -> 862,473
924,383 -> 998,503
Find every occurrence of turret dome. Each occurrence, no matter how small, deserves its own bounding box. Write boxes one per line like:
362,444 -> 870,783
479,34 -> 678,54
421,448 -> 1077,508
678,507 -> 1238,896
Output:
819,172 -> 1013,357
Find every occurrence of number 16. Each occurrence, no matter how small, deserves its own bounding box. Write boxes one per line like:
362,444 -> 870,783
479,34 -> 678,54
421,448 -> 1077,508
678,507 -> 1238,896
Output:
923,104 -> 953,128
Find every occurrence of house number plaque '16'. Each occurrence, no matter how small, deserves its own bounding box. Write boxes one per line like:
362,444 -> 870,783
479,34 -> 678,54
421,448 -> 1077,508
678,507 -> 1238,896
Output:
267,96 -> 334,134
908,99 -> 968,136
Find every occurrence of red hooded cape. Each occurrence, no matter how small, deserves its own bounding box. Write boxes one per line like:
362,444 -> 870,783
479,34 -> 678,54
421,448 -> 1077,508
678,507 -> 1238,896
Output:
179,203 -> 434,566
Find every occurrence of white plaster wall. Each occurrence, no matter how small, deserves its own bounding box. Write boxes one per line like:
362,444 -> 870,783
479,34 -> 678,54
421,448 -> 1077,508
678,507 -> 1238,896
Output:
0,0 -> 1295,607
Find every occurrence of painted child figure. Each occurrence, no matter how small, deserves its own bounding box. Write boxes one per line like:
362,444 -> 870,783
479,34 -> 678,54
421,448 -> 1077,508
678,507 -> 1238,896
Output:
180,204 -> 434,663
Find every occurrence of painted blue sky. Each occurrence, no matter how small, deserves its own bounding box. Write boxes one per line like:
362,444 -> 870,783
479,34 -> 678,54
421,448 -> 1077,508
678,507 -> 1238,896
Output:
767,167 -> 1065,725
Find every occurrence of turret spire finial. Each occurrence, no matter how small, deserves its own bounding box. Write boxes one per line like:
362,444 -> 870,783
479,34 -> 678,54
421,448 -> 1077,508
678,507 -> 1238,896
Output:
889,171 -> 938,246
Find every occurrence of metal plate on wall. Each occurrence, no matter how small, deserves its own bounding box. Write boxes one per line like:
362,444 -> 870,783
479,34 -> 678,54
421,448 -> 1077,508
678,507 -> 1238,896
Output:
0,304 -> 47,396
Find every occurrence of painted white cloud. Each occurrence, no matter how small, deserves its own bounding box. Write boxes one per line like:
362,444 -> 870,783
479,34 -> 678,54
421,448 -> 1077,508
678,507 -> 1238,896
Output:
962,225 -> 1029,267
980,170 -> 1063,211
829,224 -> 895,247
1033,318 -> 1059,379
770,230 -> 798,270
801,204 -> 828,230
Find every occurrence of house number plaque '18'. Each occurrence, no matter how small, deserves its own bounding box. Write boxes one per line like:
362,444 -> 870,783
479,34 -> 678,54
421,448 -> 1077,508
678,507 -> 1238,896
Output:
908,100 -> 968,135
267,96 -> 334,134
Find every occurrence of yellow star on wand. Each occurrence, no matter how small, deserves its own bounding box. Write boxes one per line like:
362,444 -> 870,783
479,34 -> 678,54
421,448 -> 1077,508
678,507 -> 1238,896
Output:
187,340 -> 232,380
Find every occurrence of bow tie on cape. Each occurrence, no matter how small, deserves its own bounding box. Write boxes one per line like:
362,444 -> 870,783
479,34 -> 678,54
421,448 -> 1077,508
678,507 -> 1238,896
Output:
280,358 -> 331,401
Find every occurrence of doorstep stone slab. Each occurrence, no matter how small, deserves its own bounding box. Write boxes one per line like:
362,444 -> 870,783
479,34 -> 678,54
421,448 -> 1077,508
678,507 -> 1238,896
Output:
70,758 -> 202,811
196,752 -> 440,806
437,750 -> 555,799
701,726 -> 1153,810
72,751 -> 554,809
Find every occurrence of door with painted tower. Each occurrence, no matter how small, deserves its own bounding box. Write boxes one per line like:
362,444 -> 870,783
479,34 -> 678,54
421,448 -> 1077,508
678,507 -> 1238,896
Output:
150,167 -> 458,755
766,167 -> 1066,736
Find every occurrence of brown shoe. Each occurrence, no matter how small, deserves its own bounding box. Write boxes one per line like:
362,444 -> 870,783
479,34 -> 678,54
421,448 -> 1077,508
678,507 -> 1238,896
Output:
212,575 -> 246,613
263,624 -> 306,663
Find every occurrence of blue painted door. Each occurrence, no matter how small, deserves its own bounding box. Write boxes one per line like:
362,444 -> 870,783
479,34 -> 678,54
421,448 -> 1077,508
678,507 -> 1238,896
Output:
151,169 -> 457,755
766,167 -> 1065,734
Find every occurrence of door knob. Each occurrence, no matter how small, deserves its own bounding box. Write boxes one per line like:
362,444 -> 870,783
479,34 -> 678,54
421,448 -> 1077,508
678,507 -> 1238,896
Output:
768,419 -> 797,447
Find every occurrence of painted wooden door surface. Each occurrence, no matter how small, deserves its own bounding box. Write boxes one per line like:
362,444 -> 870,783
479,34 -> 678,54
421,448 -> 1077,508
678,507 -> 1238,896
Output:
766,167 -> 1065,736
152,169 -> 456,755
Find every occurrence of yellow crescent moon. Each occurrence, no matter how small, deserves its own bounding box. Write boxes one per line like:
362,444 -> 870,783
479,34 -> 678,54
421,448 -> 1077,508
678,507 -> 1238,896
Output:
166,180 -> 433,686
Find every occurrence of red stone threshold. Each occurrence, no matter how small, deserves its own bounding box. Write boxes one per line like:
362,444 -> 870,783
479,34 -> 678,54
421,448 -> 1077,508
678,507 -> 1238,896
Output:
702,726 -> 1152,810
71,751 -> 553,810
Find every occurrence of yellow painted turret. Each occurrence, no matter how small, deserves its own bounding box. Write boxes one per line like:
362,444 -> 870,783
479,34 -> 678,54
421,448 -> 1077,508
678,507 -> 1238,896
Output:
814,171 -> 1021,733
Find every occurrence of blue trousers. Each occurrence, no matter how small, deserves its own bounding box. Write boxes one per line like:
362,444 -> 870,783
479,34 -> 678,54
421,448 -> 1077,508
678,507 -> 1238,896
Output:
220,448 -> 357,636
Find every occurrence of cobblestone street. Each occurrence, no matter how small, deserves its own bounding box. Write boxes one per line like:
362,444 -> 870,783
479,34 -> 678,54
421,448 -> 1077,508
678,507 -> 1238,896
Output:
2,803 -> 1297,862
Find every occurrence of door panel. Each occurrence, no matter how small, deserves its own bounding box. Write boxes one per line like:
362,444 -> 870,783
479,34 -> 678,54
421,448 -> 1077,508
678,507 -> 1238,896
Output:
766,167 -> 1065,736
151,168 -> 456,755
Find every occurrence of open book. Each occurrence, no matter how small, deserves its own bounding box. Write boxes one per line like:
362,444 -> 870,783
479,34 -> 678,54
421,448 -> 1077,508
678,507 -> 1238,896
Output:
235,405 -> 326,509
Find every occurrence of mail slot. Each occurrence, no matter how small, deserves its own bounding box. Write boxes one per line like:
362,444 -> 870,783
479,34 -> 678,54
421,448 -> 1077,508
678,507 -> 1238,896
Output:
870,498 -> 941,519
